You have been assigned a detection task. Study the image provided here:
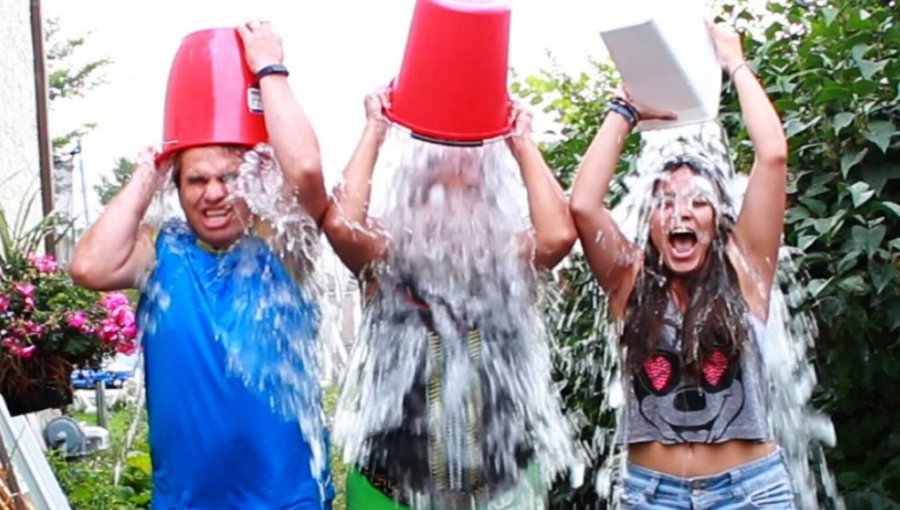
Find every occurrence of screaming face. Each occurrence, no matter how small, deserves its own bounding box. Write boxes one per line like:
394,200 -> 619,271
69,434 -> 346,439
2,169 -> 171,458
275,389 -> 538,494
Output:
648,166 -> 720,276
176,146 -> 253,249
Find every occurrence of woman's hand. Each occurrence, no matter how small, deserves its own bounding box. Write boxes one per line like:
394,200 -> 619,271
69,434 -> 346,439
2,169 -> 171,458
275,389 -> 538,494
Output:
616,85 -> 677,123
706,20 -> 746,75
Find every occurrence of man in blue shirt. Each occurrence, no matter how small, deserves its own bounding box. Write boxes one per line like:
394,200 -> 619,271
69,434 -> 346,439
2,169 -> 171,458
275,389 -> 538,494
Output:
71,21 -> 332,509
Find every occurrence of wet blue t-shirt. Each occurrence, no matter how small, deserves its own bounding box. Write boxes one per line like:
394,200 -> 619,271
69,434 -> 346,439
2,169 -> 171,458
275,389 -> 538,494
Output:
138,221 -> 332,510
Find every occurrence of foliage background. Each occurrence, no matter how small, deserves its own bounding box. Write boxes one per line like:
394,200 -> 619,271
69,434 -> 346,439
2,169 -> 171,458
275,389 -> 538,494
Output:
515,0 -> 899,508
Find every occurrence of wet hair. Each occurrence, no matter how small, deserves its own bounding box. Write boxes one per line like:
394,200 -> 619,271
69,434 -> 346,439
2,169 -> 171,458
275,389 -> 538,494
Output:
169,144 -> 248,188
621,156 -> 749,377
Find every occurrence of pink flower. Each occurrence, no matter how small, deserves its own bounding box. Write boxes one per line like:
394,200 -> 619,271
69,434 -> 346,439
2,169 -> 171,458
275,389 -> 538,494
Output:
1,336 -> 34,357
112,307 -> 135,328
115,341 -> 138,355
101,292 -> 130,312
22,320 -> 43,338
120,323 -> 138,340
14,283 -> 35,310
14,345 -> 36,358
66,310 -> 88,328
27,253 -> 57,273
98,317 -> 120,343
0,294 -> 9,313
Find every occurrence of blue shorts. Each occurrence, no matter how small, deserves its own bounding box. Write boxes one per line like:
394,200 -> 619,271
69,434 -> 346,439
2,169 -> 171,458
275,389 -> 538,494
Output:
618,449 -> 795,509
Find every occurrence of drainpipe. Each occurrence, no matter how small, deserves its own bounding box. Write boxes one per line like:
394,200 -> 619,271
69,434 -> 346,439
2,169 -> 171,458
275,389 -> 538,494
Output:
30,0 -> 55,253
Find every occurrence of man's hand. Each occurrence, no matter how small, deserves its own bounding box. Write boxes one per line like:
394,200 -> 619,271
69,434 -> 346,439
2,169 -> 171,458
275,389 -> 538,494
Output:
364,88 -> 391,146
505,101 -> 535,158
237,20 -> 284,74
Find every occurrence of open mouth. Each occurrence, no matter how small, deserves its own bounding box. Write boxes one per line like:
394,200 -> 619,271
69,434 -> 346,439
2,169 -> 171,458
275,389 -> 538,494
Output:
202,206 -> 233,229
667,228 -> 697,256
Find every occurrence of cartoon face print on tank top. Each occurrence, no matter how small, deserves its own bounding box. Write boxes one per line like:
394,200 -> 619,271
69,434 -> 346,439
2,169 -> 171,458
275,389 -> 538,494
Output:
631,303 -> 747,443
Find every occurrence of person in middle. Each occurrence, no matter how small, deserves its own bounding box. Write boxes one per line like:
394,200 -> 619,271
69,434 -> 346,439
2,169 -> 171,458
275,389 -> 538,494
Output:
324,88 -> 577,509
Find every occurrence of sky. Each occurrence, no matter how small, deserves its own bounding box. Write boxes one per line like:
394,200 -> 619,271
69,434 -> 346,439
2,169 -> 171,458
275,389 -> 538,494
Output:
43,0 -> 616,226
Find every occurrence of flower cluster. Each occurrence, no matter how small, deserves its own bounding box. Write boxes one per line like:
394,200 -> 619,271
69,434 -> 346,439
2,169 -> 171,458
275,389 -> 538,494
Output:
0,253 -> 139,365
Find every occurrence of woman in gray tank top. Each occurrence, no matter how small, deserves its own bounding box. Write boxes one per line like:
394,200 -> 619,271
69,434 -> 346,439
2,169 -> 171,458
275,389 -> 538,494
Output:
569,21 -> 794,509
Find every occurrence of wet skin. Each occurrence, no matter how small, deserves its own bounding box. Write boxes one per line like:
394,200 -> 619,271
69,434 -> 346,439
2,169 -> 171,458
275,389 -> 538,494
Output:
632,166 -> 777,477
177,146 -> 254,250
648,166 -> 718,276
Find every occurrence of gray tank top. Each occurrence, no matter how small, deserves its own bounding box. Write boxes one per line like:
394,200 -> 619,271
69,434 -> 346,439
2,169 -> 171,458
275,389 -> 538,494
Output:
620,302 -> 772,444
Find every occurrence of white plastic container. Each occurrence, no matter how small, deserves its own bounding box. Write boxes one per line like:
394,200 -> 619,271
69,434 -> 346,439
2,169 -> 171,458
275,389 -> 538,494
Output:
598,0 -> 721,131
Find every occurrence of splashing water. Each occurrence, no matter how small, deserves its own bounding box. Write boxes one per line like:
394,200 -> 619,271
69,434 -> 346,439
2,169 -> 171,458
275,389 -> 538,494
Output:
569,122 -> 842,508
334,127 -> 581,508
135,144 -> 336,498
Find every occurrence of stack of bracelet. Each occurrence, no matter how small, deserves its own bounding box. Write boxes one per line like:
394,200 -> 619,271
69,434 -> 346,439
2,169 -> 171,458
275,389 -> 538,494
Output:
607,97 -> 641,127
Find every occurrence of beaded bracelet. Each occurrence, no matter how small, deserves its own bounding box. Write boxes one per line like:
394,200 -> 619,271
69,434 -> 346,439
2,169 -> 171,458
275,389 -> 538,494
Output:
608,102 -> 638,127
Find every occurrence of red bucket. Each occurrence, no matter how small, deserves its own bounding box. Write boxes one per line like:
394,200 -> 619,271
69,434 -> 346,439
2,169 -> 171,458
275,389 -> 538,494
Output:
385,0 -> 513,143
157,28 -> 268,164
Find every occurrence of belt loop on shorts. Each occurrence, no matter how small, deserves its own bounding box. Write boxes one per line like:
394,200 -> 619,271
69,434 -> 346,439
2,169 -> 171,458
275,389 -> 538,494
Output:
643,474 -> 661,498
728,465 -> 743,486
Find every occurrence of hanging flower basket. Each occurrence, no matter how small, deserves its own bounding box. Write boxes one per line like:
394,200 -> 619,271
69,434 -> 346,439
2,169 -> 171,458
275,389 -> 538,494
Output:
0,352 -> 73,417
1,200 -> 140,416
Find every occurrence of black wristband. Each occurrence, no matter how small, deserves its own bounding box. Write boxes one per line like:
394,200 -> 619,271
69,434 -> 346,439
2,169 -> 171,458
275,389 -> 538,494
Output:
255,63 -> 289,83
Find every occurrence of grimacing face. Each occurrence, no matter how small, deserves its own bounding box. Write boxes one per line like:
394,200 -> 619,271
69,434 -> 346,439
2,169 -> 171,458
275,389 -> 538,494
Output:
648,166 -> 719,276
176,146 -> 253,249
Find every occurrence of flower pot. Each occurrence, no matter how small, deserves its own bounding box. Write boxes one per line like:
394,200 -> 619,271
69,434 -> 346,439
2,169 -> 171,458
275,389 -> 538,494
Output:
0,354 -> 73,417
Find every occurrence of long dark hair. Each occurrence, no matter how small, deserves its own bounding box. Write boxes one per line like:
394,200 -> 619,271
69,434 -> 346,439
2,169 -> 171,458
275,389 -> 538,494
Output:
621,158 -> 749,376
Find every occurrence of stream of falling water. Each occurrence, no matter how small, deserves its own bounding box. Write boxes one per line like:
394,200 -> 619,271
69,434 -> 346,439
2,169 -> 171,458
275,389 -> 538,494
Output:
567,122 -> 843,509
333,127 -> 581,509
134,144 -> 338,500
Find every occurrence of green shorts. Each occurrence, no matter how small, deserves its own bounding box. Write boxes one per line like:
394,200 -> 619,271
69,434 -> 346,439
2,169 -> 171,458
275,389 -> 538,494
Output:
345,464 -> 546,510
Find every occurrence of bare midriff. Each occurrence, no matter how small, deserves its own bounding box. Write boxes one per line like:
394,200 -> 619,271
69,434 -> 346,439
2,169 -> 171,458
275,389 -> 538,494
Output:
628,440 -> 776,478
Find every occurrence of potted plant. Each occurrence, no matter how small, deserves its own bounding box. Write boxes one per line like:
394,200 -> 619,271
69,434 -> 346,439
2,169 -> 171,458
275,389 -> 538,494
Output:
0,200 -> 138,416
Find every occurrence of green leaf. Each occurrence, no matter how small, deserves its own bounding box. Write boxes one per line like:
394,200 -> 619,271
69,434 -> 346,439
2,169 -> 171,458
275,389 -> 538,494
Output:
784,116 -> 822,138
822,6 -> 839,26
798,235 -> 818,251
807,277 -> 833,298
869,263 -> 897,295
816,84 -> 852,102
851,44 -> 873,63
841,149 -> 868,177
889,238 -> 900,252
837,274 -> 868,294
836,249 -> 861,274
847,181 -> 875,207
864,121 -> 897,153
851,224 -> 887,256
861,163 -> 900,195
833,112 -> 855,134
857,59 -> 888,79
838,275 -> 868,294
882,202 -> 900,219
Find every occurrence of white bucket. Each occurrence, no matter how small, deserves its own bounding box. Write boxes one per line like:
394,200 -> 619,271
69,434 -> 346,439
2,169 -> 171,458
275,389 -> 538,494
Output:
599,0 -> 721,131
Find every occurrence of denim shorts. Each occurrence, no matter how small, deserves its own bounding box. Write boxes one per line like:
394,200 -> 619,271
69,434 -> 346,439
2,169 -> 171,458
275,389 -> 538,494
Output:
618,449 -> 796,509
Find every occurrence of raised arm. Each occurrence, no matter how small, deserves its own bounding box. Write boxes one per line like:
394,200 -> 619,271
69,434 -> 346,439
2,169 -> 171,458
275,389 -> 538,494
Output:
322,91 -> 390,276
570,105 -> 641,296
69,151 -> 162,291
507,103 -> 576,270
238,22 -> 328,225
710,21 -> 788,292
570,96 -> 675,302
